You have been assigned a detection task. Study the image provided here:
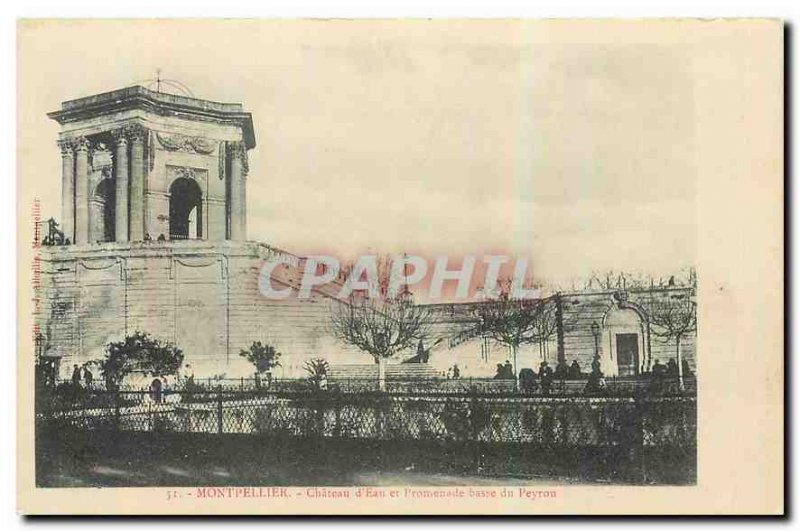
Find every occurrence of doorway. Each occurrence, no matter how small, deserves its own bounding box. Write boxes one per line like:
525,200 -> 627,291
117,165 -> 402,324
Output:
616,333 -> 639,376
169,177 -> 203,240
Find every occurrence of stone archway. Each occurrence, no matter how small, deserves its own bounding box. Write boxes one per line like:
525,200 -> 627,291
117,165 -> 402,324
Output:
169,177 -> 203,240
600,297 -> 651,377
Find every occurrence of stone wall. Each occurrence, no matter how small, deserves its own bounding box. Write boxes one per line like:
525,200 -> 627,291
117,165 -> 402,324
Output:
424,287 -> 697,379
39,241 -> 367,380
559,289 -> 697,376
38,241 -> 696,381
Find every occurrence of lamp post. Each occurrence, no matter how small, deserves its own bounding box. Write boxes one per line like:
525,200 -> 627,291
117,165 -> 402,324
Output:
591,321 -> 600,359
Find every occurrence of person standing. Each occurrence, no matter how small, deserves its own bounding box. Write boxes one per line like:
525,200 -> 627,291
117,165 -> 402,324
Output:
503,360 -> 513,380
568,360 -> 582,379
666,358 -> 679,378
71,364 -> 82,387
539,361 -> 554,395
493,363 -> 505,380
150,377 -> 163,404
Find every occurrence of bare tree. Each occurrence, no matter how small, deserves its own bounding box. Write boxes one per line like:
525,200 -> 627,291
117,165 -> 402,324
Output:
472,288 -> 558,384
584,268 -> 697,292
585,270 -> 653,291
648,294 -> 697,390
330,294 -> 433,391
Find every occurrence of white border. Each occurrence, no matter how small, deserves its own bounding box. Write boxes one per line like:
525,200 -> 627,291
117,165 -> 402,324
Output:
2,1 -> 795,528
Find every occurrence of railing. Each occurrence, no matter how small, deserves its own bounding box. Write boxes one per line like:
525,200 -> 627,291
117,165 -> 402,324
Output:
37,387 -> 696,449
52,375 -> 695,398
36,384 -> 697,484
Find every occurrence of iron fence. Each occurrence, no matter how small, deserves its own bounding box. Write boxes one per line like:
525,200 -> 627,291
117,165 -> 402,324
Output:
53,374 -> 696,398
38,387 -> 695,449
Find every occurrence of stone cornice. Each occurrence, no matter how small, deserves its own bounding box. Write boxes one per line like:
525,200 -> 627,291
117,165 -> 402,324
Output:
38,240 -> 278,263
48,85 -> 256,149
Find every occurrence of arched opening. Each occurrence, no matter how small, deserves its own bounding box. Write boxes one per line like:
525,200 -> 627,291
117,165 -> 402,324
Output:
601,307 -> 645,377
169,178 -> 203,240
91,179 -> 115,243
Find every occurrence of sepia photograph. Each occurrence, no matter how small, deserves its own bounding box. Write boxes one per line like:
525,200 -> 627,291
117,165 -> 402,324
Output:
15,18 -> 782,515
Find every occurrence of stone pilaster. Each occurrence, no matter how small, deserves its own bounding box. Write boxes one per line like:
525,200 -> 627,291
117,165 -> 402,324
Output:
58,139 -> 75,243
112,129 -> 129,242
127,124 -> 146,241
73,137 -> 90,245
227,141 -> 247,241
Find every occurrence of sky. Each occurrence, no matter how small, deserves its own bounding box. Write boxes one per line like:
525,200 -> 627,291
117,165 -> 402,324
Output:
18,20 -> 697,286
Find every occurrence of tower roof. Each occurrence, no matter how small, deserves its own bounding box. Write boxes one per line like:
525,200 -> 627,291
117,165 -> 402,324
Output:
47,85 -> 256,149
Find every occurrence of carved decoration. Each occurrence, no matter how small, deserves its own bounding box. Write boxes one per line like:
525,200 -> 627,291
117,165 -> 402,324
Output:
73,136 -> 90,152
90,141 -> 109,154
156,131 -> 218,154
90,142 -> 113,170
226,140 -> 245,159
166,165 -> 207,186
148,130 -> 155,171
111,128 -> 128,146
41,218 -> 66,246
218,142 -> 226,180
57,139 -> 74,157
124,123 -> 147,143
226,141 -> 249,176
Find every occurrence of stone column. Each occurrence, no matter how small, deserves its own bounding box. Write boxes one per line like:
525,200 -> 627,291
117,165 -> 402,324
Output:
228,141 -> 247,241
113,130 -> 129,242
128,124 -> 146,241
58,140 -> 74,243
73,137 -> 90,245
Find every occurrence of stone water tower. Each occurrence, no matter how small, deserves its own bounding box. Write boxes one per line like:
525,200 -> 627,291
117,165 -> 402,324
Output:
37,86 -> 290,379
48,85 -> 255,244
38,85 -> 392,380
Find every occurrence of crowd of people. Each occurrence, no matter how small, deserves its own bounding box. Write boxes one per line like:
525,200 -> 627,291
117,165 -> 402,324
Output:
493,358 -> 584,395
64,362 -> 197,404
488,353 -> 693,396
445,364 -> 461,380
651,358 -> 694,379
58,356 -> 692,400
70,364 -> 94,388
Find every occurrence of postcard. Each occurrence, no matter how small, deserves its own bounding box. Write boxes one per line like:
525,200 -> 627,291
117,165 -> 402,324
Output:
17,18 -> 783,515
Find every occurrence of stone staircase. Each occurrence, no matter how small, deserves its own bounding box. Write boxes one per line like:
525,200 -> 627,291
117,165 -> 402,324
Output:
327,363 -> 440,381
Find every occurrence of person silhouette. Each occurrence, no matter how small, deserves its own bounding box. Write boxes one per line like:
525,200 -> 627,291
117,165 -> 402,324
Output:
568,360 -> 582,379
71,364 -> 82,387
494,363 -> 505,380
503,360 -> 513,379
539,361 -> 554,395
83,366 -> 93,388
